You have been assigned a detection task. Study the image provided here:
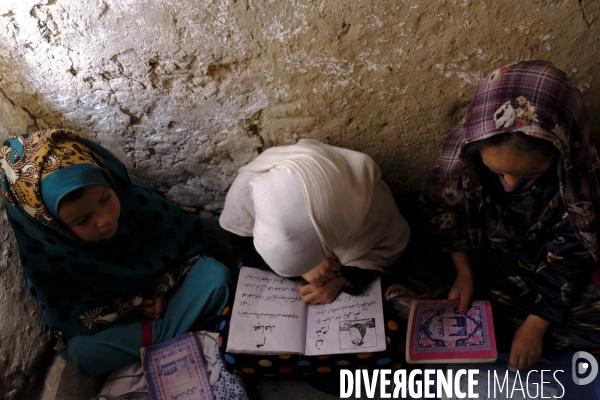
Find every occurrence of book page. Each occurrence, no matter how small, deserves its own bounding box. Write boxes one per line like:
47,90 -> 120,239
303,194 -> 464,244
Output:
226,267 -> 307,354
304,277 -> 386,356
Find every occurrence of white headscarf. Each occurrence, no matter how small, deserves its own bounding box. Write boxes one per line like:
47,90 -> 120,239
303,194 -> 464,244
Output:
219,139 -> 410,277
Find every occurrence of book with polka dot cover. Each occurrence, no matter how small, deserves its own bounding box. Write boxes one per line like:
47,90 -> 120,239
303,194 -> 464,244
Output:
226,267 -> 386,355
406,299 -> 497,364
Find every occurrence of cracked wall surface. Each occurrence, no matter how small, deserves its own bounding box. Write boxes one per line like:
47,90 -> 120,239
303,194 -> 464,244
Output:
1,0 -> 600,398
0,202 -> 49,400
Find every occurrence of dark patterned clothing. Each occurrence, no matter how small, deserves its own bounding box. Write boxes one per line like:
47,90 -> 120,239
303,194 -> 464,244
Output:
421,61 -> 600,260
480,167 -> 595,324
418,61 -> 600,348
477,245 -> 600,349
63,258 -> 232,381
388,235 -> 600,350
0,130 -> 216,345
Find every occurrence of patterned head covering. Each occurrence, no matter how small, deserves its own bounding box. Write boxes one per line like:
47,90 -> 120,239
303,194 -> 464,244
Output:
1,131 -> 108,239
1,129 -> 215,349
421,60 -> 600,260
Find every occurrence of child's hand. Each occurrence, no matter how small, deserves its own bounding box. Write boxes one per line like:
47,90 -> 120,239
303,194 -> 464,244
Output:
448,251 -> 474,314
509,314 -> 550,370
301,256 -> 341,286
298,276 -> 346,304
447,273 -> 474,315
134,294 -> 167,319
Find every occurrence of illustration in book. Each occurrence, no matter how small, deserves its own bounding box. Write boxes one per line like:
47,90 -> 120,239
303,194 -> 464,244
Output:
339,318 -> 377,350
406,299 -> 497,363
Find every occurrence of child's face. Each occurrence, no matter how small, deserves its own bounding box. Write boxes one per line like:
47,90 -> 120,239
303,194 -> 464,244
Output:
58,185 -> 121,241
480,144 -> 554,187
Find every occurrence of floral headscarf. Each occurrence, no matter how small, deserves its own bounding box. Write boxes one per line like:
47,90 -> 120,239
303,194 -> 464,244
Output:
421,60 -> 600,260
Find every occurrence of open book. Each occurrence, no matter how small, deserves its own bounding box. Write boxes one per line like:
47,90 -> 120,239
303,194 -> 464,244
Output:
226,267 -> 386,355
406,299 -> 497,364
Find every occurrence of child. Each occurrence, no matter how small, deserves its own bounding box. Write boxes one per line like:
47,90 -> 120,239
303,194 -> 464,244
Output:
0,129 -> 233,382
421,60 -> 600,370
217,139 -> 411,378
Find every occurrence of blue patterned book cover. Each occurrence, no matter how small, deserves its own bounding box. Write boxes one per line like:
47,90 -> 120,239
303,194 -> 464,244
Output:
141,332 -> 214,400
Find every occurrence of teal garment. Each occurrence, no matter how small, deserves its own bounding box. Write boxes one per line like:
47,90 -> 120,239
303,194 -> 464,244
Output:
61,257 -> 233,382
1,133 -> 217,350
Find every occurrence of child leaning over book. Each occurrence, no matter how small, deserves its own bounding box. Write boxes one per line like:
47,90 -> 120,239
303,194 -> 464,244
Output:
420,61 -> 600,370
216,139 -> 411,379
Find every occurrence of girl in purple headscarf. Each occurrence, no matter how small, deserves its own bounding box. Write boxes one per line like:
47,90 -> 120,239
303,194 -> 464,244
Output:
421,61 -> 600,370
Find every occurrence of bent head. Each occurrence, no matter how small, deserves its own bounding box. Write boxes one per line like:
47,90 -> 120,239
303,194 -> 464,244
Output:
463,131 -> 558,187
58,185 -> 121,241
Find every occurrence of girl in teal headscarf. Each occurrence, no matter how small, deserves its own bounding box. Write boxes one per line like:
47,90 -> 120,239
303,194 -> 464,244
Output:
0,129 -> 232,381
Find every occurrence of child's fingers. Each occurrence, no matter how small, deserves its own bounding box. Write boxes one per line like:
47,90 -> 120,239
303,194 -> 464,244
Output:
154,295 -> 167,318
323,269 -> 338,280
447,287 -> 460,300
298,282 -> 317,295
327,258 -> 342,271
298,282 -> 307,294
302,292 -> 316,304
509,348 -> 520,370
459,295 -> 470,315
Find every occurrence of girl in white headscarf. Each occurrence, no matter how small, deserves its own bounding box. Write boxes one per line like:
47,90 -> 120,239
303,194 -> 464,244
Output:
220,139 -> 410,303
216,140 -> 410,385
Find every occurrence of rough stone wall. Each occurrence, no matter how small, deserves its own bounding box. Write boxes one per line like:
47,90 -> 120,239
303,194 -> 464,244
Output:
0,203 -> 49,399
0,0 -> 599,398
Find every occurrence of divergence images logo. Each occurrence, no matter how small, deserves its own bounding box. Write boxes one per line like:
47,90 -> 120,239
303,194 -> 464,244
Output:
572,351 -> 598,385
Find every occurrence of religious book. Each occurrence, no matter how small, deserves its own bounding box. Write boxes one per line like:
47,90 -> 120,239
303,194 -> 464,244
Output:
226,266 -> 386,355
406,299 -> 497,364
141,332 -> 214,400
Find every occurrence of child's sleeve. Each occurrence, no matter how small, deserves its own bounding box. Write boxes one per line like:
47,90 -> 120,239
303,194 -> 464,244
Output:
527,213 -> 596,324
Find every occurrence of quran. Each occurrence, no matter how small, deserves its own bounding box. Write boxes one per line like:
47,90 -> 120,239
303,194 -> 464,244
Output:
406,299 -> 497,364
226,267 -> 386,355
141,333 -> 214,400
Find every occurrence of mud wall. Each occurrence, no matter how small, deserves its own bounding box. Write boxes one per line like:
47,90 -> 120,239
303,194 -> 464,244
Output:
1,0 -> 599,398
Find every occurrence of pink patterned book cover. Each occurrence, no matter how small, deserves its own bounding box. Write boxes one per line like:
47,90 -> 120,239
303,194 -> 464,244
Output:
406,299 -> 497,364
141,332 -> 214,400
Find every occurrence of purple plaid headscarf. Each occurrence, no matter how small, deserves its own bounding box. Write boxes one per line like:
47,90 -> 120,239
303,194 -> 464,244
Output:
421,60 -> 600,261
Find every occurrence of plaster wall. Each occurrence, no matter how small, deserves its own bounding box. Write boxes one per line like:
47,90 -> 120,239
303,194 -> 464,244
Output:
0,0 -> 599,398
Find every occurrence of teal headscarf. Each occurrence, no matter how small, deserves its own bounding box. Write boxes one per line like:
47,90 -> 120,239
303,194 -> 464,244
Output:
41,163 -> 113,219
0,130 -> 215,350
